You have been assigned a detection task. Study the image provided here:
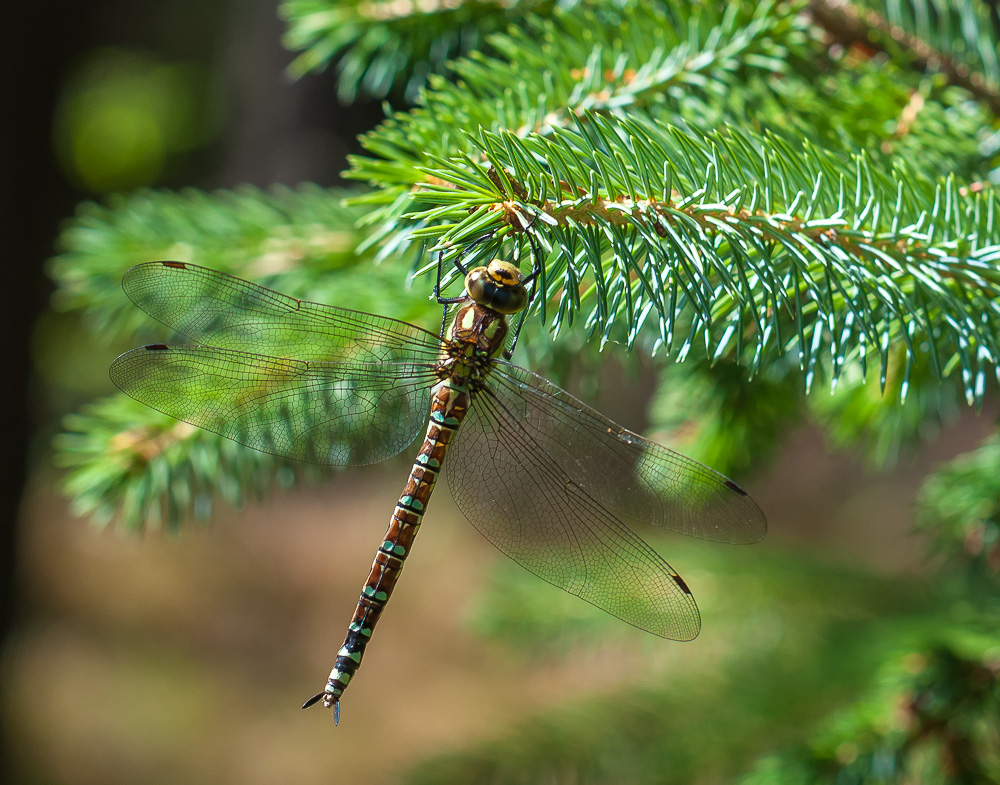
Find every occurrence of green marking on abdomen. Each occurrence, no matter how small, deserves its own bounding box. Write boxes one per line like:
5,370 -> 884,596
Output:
381,540 -> 407,556
363,585 -> 389,602
429,409 -> 461,427
399,496 -> 424,512
415,453 -> 441,469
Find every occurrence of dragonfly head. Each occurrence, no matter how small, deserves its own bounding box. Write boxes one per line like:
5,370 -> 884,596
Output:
465,260 -> 528,315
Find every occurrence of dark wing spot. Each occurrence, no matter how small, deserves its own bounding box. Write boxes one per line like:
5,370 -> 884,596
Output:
673,575 -> 692,595
144,344 -> 170,351
724,478 -> 749,496
162,261 -> 187,269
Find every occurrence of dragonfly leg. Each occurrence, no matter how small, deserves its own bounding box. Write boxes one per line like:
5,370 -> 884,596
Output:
435,252 -> 471,339
435,232 -> 501,304
438,302 -> 451,339
505,231 -> 545,358
520,231 -> 544,287
434,248 -> 467,304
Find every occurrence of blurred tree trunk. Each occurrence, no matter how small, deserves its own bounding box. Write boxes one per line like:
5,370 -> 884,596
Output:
2,2 -> 102,782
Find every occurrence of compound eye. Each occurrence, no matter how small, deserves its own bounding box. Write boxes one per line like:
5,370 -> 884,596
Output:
487,284 -> 527,314
465,267 -> 491,303
464,264 -> 528,314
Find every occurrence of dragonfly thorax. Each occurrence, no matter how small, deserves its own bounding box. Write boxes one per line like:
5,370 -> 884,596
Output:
440,302 -> 509,384
464,260 -> 528,315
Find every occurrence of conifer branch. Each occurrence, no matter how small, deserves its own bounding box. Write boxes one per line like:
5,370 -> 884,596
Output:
364,114 -> 1000,405
56,396 -> 325,531
280,0 -> 558,99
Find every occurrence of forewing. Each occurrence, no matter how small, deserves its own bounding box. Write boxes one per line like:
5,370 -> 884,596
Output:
110,345 -> 437,465
447,384 -> 701,640
122,262 -> 442,364
486,362 -> 766,544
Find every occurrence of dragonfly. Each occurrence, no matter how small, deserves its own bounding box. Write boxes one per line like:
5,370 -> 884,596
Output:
109,250 -> 766,724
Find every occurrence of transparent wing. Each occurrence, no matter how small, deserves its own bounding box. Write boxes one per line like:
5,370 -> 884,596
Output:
448,381 -> 701,640
486,362 -> 766,544
112,262 -> 446,465
122,262 -> 443,364
111,345 -> 439,466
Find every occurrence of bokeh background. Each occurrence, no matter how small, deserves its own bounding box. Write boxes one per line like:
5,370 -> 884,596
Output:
5,2 -> 1000,784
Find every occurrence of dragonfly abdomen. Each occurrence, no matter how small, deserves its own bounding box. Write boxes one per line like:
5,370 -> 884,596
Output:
314,379 -> 471,719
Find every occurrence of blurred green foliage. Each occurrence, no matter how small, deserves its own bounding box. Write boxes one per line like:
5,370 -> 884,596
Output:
280,0 -> 564,100
918,436 -> 1000,604
414,541 -> 940,784
744,644 -> 1000,785
54,48 -> 221,192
